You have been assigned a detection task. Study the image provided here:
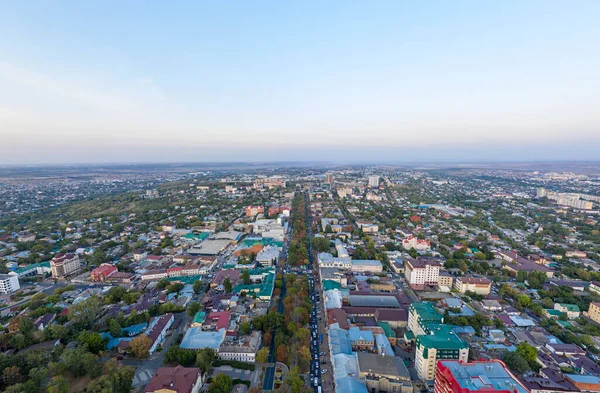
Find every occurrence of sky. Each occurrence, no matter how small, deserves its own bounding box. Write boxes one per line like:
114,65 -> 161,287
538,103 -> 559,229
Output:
1,1 -> 599,164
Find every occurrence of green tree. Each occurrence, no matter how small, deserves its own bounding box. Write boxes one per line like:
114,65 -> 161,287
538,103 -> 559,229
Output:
502,351 -> 530,374
256,347 -> 269,364
109,319 -> 122,338
156,279 -> 169,289
193,280 -> 203,294
516,342 -> 537,366
242,269 -> 251,285
47,376 -> 69,393
224,278 -> 233,293
68,296 -> 101,328
209,373 -> 233,393
187,302 -> 202,317
239,321 -> 251,335
196,348 -> 216,375
78,331 -> 105,354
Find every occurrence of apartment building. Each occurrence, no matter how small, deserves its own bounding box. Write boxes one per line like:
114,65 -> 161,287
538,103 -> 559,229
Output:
454,277 -> 491,295
50,253 -> 81,278
405,258 -> 440,290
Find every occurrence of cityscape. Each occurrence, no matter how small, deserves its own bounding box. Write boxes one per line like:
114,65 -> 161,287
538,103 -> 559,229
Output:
2,1 -> 600,393
1,164 -> 600,393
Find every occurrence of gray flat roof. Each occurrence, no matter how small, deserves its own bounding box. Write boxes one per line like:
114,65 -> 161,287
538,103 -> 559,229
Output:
357,352 -> 410,380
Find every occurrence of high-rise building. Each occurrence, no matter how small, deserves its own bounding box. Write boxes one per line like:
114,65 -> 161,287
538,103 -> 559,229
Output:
50,253 -> 81,278
405,258 -> 441,290
435,360 -> 529,393
368,175 -> 380,187
416,327 -> 469,382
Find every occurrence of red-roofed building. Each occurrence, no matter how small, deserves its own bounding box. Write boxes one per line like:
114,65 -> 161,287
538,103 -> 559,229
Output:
203,311 -> 231,331
410,215 -> 421,223
144,366 -> 202,393
90,263 -> 118,282
167,267 -> 183,277
245,206 -> 264,217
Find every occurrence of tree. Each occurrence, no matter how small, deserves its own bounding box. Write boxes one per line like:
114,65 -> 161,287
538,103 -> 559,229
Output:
78,331 -> 105,354
516,294 -> 532,309
193,280 -> 203,294
130,334 -> 152,359
299,345 -> 311,370
187,302 -> 202,317
90,250 -> 107,266
156,279 -> 169,289
47,376 -> 69,393
256,347 -> 269,364
196,348 -> 215,375
68,296 -> 101,328
276,344 -> 288,363
3,365 -> 23,385
242,269 -> 251,285
167,282 -> 184,293
28,367 -> 49,388
59,348 -> 98,377
238,321 -> 251,335
324,224 -> 333,233
224,278 -> 232,293
516,342 -> 538,367
502,351 -> 530,374
109,319 -> 122,338
209,374 -> 233,393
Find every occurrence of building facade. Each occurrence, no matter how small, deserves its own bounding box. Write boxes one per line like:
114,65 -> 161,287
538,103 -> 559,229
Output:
50,253 -> 81,278
405,259 -> 440,290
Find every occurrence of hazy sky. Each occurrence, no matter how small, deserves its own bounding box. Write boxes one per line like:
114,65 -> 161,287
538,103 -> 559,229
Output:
1,1 -> 599,164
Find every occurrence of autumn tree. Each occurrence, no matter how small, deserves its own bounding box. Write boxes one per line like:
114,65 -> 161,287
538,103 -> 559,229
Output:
130,334 -> 152,359
276,344 -> 288,363
256,347 -> 269,364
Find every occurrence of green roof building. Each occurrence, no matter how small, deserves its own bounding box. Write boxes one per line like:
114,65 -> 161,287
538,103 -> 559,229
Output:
192,311 -> 206,327
408,302 -> 443,337
415,331 -> 468,382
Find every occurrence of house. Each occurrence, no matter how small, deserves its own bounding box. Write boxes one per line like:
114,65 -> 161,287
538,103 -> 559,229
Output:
145,313 -> 175,354
144,366 -> 203,393
554,303 -> 580,319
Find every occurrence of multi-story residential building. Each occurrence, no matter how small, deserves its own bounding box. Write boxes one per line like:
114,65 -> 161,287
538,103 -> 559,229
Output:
405,258 -> 440,290
253,177 -> 286,189
435,360 -> 529,393
407,302 -> 444,338
438,273 -> 454,289
0,274 -> 20,294
402,235 -> 431,251
368,175 -> 380,187
454,277 -> 491,295
357,352 -> 413,393
415,328 -> 469,382
245,205 -> 264,217
50,253 -> 81,278
351,259 -> 383,273
586,302 -> 600,323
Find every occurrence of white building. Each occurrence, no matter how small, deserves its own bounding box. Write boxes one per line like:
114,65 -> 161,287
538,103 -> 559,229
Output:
351,260 -> 383,273
0,274 -> 20,294
318,252 -> 351,269
255,246 -> 280,267
402,235 -> 431,251
404,258 -> 440,291
368,176 -> 380,188
50,253 -> 81,278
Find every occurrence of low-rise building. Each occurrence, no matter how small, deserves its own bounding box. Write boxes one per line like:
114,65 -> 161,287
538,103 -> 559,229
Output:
144,366 -> 203,393
454,277 -> 491,295
554,303 -> 580,319
357,352 -> 413,393
90,263 -> 118,282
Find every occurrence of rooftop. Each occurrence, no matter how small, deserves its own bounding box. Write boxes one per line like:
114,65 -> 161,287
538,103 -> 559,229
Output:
437,360 -> 529,393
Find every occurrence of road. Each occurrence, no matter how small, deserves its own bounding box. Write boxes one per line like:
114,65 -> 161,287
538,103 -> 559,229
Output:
261,216 -> 291,391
